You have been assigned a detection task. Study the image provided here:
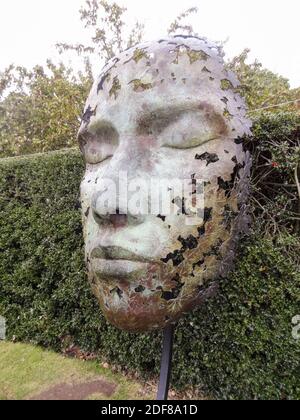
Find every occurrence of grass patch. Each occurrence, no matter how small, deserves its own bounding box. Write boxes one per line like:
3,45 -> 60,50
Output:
0,341 -> 153,400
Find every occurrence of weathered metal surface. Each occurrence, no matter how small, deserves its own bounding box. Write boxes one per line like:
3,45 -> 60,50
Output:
78,36 -> 252,332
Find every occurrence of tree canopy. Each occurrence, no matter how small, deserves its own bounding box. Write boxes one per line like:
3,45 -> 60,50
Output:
0,0 -> 299,158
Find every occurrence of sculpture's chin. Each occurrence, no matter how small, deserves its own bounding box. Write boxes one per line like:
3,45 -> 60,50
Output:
92,281 -> 219,332
102,307 -> 170,332
99,292 -> 172,332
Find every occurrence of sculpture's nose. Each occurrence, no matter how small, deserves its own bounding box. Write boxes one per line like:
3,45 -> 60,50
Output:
92,200 -> 136,228
92,196 -> 147,228
90,135 -> 154,229
91,163 -> 149,229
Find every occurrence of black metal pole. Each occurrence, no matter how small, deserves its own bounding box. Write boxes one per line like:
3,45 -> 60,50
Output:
156,324 -> 175,400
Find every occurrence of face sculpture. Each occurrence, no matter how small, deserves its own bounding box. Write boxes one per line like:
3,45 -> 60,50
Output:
78,36 -> 252,332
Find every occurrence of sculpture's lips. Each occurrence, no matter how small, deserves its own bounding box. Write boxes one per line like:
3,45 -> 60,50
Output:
90,246 -> 149,263
90,246 -> 152,278
91,259 -> 148,278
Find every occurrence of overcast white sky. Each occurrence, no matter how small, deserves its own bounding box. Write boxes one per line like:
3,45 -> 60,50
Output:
0,0 -> 299,87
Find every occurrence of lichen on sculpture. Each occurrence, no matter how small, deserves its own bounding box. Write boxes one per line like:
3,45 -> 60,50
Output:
78,36 -> 252,332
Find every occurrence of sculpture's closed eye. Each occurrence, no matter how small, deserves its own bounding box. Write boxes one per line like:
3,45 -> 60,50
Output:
162,135 -> 219,149
78,121 -> 119,164
160,112 -> 221,149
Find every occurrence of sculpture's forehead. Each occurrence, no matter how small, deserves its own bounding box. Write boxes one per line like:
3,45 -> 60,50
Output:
83,37 -> 251,137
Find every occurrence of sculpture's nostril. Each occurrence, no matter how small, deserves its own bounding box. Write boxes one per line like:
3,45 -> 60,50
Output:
92,209 -> 109,225
109,214 -> 127,228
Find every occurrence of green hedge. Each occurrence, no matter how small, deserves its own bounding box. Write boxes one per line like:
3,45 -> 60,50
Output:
0,114 -> 299,400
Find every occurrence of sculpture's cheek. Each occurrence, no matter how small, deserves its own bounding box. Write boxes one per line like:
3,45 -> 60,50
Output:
84,181 -> 240,332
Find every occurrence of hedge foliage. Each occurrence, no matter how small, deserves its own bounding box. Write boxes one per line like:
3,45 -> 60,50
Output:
0,113 -> 299,400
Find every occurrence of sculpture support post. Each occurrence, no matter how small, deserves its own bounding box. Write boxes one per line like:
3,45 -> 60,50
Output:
157,324 -> 175,401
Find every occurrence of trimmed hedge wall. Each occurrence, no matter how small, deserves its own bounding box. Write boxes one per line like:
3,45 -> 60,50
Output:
0,115 -> 300,400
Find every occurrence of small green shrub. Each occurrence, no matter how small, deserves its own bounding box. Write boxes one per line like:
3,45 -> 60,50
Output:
0,113 -> 299,400
246,112 -> 300,238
